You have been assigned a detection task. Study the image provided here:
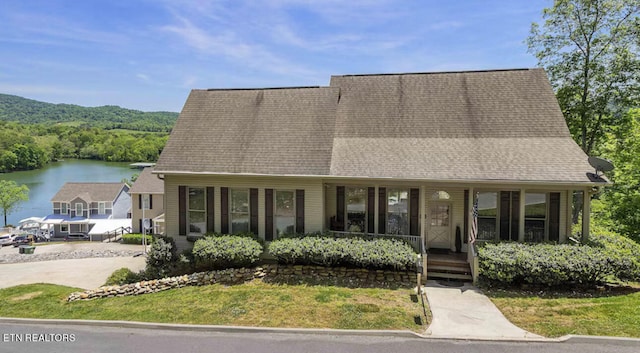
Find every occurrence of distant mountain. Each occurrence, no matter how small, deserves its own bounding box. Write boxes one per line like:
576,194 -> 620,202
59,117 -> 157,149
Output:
0,93 -> 178,132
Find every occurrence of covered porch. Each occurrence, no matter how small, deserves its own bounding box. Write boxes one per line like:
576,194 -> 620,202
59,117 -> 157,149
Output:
323,181 -> 595,281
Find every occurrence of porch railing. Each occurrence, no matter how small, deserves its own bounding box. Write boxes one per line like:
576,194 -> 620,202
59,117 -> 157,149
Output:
327,231 -> 422,252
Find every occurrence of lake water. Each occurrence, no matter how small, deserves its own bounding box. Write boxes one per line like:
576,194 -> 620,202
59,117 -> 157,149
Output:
0,159 -> 139,226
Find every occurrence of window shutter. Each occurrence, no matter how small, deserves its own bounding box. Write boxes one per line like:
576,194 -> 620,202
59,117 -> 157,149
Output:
139,218 -> 142,233
409,188 -> 419,236
549,192 -> 561,242
178,186 -> 186,236
499,191 -> 511,241
250,188 -> 258,235
367,187 -> 375,234
206,187 -> 215,233
463,189 -> 469,243
149,195 -> 153,210
265,189 -> 274,241
296,189 -> 305,233
336,186 -> 345,231
220,187 -> 229,234
378,187 -> 387,234
138,194 -> 142,209
510,192 -> 520,241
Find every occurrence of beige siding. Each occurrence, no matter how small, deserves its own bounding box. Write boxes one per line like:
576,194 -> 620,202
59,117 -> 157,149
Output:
164,175 -> 324,250
131,193 -> 165,233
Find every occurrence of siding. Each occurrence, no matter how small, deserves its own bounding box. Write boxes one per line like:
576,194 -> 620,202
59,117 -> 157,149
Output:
164,175 -> 324,251
131,193 -> 165,233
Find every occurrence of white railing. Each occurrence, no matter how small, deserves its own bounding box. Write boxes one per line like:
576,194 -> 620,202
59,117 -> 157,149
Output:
327,231 -> 422,252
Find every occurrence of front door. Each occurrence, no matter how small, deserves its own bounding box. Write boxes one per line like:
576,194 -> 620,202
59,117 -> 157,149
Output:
427,202 -> 451,249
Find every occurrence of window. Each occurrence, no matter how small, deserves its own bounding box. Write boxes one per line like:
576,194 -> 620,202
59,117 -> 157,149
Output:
524,193 -> 546,242
387,188 -> 409,235
477,192 -> 497,240
346,187 -> 366,233
61,203 -> 68,215
430,204 -> 449,226
98,202 -> 106,214
75,203 -> 83,217
188,187 -> 205,234
142,195 -> 150,209
230,189 -> 249,233
61,224 -> 68,232
275,190 -> 295,236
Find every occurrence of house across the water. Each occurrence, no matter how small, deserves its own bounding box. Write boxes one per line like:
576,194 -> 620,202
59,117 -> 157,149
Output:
153,68 -> 608,278
41,182 -> 132,238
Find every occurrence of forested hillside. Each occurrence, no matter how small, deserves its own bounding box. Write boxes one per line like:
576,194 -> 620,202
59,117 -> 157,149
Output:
0,94 -> 177,132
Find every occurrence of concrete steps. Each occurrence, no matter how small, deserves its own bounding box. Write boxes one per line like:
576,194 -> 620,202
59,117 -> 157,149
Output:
426,254 -> 472,281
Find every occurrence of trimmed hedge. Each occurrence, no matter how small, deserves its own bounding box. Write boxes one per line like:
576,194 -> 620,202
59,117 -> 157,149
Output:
192,235 -> 263,271
478,242 -> 627,287
122,233 -> 153,245
587,232 -> 640,281
267,236 -> 417,271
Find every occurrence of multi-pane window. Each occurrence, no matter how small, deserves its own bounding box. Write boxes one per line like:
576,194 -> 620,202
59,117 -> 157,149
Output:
346,187 -> 366,233
477,192 -> 497,240
61,203 -> 68,215
230,189 -> 249,233
98,202 -> 106,214
188,187 -> 205,234
387,188 -> 409,235
430,204 -> 449,227
142,195 -> 150,209
75,203 -> 83,217
275,190 -> 295,236
524,193 -> 546,242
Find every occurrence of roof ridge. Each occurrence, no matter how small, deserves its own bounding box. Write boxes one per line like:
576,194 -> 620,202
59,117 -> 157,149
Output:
200,86 -> 325,92
332,68 -> 537,78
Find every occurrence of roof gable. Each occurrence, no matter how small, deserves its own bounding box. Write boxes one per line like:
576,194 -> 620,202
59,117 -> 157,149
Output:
129,167 -> 164,194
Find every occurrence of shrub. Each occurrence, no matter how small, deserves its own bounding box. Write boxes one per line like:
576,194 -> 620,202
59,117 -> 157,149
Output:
145,236 -> 178,279
268,236 -> 417,271
104,267 -> 143,286
478,242 -> 619,287
122,233 -> 153,245
192,235 -> 263,271
587,231 -> 640,281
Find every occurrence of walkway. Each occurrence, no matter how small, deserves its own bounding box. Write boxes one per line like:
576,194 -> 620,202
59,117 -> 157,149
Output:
423,280 -> 542,340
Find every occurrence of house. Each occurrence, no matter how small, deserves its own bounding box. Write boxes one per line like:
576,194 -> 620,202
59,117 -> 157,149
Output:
154,69 -> 606,262
42,182 -> 131,238
129,167 -> 165,235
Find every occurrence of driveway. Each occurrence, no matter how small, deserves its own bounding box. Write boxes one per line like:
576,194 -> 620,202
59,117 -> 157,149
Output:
0,243 -> 147,290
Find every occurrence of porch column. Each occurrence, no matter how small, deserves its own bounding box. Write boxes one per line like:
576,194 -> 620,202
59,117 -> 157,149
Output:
582,188 -> 591,241
518,188 -> 525,242
467,187 -> 474,243
420,185 -> 426,251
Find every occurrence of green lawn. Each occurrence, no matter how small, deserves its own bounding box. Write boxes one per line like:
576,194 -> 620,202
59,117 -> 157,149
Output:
487,287 -> 640,337
0,281 -> 427,331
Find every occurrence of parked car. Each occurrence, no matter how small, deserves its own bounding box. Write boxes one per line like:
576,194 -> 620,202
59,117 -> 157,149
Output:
0,234 -> 16,246
65,232 -> 89,241
12,234 -> 33,247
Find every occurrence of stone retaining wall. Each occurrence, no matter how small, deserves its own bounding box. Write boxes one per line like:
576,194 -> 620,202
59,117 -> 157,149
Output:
67,265 -> 417,302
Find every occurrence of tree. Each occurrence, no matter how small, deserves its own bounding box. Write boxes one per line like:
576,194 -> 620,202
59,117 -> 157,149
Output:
527,0 -> 640,156
0,180 -> 29,226
595,108 -> 640,240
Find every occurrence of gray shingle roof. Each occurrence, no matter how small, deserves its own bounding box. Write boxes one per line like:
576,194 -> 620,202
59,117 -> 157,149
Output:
51,183 -> 128,203
155,68 -> 597,184
156,87 -> 338,175
129,167 -> 164,194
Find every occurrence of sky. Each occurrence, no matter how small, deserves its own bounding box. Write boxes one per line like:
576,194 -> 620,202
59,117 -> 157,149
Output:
0,0 -> 550,113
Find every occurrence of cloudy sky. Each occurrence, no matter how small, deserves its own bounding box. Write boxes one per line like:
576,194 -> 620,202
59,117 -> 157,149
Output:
0,0 -> 549,112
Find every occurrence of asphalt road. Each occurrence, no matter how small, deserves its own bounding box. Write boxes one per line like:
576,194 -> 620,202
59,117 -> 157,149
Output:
0,323 -> 638,353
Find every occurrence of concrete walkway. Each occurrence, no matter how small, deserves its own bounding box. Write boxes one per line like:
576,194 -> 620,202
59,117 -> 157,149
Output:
423,280 -> 543,340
